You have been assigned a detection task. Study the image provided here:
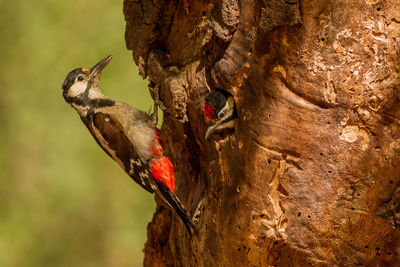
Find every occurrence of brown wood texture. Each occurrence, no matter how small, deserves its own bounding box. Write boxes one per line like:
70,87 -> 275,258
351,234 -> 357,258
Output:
124,0 -> 400,266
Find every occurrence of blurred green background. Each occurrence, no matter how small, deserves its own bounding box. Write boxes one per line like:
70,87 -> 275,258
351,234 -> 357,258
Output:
0,1 -> 155,266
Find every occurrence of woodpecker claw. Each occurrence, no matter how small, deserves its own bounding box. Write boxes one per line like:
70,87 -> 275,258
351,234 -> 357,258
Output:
149,84 -> 167,126
150,84 -> 167,110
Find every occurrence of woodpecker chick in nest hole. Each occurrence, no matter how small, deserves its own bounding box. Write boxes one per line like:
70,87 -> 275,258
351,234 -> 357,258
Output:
61,55 -> 198,236
203,89 -> 237,140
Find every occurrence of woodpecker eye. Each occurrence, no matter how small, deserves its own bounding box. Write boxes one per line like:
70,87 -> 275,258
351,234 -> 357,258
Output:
218,111 -> 225,118
77,75 -> 85,82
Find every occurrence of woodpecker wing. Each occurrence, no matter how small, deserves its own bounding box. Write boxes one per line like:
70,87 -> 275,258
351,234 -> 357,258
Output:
89,112 -> 156,193
87,111 -> 197,235
154,180 -> 199,236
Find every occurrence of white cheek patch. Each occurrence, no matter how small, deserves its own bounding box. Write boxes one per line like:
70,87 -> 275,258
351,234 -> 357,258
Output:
68,82 -> 87,97
88,88 -> 104,99
219,101 -> 231,118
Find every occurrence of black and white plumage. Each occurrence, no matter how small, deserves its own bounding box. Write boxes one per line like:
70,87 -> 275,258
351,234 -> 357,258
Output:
61,55 -> 198,236
203,89 -> 237,140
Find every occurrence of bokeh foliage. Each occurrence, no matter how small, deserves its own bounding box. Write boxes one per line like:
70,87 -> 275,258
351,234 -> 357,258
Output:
0,1 -> 155,266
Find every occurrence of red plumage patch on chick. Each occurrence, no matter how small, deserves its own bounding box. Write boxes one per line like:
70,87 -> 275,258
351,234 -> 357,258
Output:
203,102 -> 217,119
203,89 -> 228,119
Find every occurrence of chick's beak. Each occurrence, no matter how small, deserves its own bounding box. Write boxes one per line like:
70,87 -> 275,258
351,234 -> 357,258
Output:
205,124 -> 218,140
89,55 -> 112,80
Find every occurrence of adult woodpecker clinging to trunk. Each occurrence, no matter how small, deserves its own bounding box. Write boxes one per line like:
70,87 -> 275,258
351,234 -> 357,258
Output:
61,55 -> 198,236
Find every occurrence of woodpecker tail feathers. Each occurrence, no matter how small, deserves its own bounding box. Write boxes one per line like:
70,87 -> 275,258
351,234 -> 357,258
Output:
155,181 -> 199,237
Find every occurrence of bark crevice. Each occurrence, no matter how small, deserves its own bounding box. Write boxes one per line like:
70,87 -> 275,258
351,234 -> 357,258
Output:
124,0 -> 400,266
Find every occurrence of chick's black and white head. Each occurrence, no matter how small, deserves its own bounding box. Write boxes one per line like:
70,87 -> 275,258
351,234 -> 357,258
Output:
203,89 -> 236,140
203,89 -> 228,121
61,55 -> 112,103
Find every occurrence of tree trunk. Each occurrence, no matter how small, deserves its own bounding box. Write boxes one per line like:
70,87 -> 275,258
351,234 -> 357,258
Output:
123,0 -> 400,266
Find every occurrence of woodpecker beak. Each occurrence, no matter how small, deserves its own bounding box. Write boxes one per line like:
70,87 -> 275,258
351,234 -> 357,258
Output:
205,123 -> 219,140
89,55 -> 112,80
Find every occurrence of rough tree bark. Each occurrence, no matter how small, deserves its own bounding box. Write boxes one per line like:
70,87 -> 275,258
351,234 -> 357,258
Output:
123,0 -> 400,266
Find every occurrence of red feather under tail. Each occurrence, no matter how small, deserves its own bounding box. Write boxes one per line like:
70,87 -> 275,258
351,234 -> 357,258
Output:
150,130 -> 175,192
150,156 -> 175,192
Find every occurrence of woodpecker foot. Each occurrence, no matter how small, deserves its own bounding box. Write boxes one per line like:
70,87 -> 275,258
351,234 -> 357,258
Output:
149,84 -> 167,126
150,84 -> 167,111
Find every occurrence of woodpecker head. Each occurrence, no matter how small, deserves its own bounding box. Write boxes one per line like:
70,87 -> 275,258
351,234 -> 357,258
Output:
203,89 -> 236,140
62,55 -> 112,106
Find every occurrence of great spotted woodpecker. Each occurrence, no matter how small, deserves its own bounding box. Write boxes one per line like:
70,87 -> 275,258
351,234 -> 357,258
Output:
62,55 -> 197,236
203,89 -> 237,140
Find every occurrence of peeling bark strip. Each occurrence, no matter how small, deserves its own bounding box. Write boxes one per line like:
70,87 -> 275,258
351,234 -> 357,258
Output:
124,0 -> 400,266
